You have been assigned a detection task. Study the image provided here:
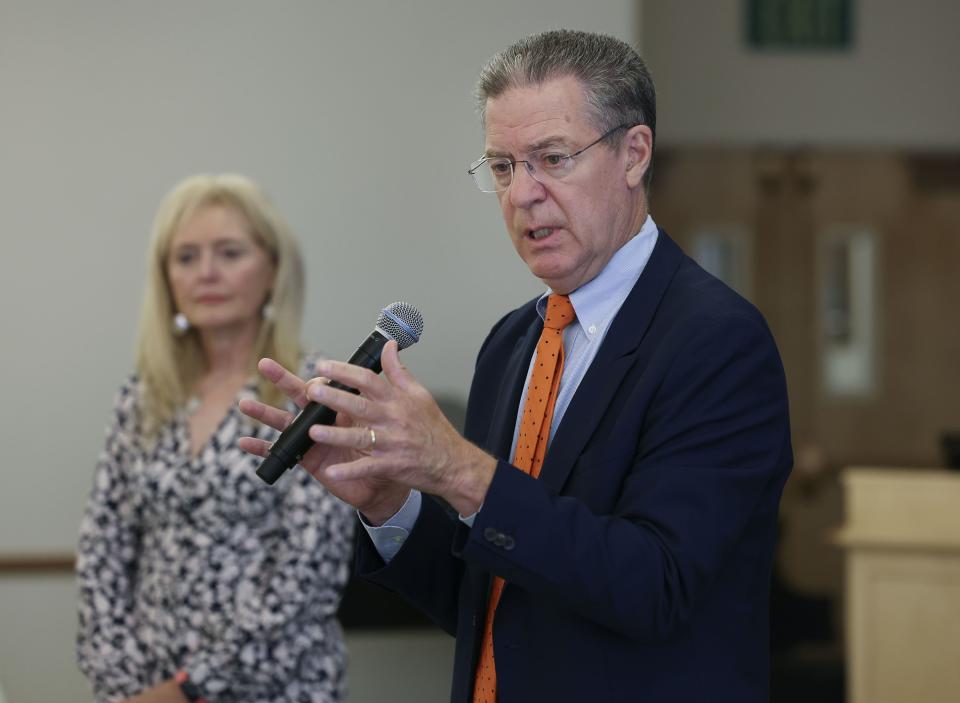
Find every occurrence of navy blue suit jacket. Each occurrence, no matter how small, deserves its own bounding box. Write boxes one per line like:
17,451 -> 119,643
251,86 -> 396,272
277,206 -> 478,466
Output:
357,230 -> 792,702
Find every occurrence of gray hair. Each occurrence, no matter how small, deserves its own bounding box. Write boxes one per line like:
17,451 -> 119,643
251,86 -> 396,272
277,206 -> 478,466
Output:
476,29 -> 656,187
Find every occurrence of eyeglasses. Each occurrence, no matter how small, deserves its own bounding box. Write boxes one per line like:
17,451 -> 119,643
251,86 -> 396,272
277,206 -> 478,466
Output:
467,124 -> 632,193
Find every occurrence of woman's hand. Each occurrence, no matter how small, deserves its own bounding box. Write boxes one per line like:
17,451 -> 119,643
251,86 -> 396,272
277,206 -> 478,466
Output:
122,679 -> 188,703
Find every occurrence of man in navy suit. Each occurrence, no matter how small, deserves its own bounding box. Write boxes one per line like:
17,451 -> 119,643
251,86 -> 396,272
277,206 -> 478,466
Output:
241,29 -> 791,703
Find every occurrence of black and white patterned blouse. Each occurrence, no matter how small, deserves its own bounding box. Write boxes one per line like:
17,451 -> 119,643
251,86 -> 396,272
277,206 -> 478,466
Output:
76,363 -> 355,703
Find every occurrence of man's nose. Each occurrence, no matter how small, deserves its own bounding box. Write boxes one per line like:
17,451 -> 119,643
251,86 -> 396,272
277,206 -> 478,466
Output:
508,161 -> 546,208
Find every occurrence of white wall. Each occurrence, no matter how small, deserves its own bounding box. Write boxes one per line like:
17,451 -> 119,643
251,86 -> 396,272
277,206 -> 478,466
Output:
0,2 -> 640,701
0,0 -> 639,554
643,0 -> 960,148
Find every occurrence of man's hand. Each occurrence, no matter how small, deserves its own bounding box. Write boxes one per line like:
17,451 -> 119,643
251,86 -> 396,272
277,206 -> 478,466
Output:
238,355 -> 410,522
239,341 -> 497,522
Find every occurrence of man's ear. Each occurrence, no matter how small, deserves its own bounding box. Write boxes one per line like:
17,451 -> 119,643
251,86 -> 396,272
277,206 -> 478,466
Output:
624,124 -> 653,189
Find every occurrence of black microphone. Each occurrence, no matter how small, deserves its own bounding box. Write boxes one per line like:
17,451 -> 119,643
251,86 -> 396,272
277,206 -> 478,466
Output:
256,301 -> 424,485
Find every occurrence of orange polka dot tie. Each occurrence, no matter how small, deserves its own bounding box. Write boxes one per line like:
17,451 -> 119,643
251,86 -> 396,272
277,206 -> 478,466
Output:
472,293 -> 576,703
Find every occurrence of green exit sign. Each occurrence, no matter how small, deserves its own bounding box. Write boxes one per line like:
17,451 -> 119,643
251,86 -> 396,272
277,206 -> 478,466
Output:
746,0 -> 853,49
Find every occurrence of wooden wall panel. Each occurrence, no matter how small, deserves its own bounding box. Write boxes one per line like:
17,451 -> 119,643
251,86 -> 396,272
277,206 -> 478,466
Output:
651,147 -> 960,600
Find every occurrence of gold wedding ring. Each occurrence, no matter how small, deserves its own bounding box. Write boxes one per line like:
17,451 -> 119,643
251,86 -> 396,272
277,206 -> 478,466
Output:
369,428 -> 377,449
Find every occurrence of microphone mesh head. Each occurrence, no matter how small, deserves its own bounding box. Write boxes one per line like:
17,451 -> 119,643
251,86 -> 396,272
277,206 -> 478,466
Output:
376,301 -> 424,350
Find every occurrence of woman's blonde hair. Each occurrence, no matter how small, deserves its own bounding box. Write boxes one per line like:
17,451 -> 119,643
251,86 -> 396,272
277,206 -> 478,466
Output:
136,174 -> 304,437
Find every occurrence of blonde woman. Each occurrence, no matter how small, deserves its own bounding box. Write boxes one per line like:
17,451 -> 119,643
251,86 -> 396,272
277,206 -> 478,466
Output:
76,175 -> 354,703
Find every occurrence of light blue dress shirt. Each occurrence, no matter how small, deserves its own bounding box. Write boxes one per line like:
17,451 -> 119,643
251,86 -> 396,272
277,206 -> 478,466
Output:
362,216 -> 659,560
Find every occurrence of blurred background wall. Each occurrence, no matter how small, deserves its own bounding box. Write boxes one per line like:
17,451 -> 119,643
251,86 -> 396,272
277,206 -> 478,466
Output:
0,1 -> 639,701
1,1 -> 958,701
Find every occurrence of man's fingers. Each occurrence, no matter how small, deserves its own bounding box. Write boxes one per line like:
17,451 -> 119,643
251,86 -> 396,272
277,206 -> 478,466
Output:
258,357 -> 310,408
309,423 -> 379,452
321,455 -> 380,482
381,340 -> 417,390
312,359 -> 388,401
306,380 -> 374,421
237,436 -> 271,458
238,397 -> 294,432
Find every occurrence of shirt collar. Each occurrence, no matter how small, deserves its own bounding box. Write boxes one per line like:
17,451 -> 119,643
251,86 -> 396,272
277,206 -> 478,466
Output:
536,215 -> 659,341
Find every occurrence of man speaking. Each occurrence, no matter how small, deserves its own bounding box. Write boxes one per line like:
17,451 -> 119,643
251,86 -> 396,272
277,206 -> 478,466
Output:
240,29 -> 792,703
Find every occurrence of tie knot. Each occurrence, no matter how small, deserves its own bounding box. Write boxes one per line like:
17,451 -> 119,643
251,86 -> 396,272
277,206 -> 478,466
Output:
543,294 -> 575,330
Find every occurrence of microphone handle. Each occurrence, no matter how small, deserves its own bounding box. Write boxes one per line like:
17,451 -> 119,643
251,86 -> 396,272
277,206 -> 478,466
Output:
256,330 -> 389,484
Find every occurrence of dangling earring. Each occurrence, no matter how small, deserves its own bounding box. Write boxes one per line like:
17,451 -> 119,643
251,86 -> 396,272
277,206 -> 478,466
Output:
172,312 -> 190,335
262,300 -> 275,321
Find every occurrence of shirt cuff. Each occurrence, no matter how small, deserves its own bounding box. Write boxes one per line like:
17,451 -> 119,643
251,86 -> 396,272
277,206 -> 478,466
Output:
458,507 -> 481,527
359,490 -> 421,562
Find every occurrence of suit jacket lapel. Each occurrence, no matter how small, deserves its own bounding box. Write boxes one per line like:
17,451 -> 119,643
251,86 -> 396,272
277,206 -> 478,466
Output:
484,312 -> 540,461
539,230 -> 685,494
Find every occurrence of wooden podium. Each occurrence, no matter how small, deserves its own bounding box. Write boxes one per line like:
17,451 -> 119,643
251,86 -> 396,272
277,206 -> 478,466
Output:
835,468 -> 960,703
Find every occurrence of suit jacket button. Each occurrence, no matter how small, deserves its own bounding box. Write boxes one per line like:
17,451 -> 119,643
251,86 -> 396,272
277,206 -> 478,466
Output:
502,536 -> 515,550
494,533 -> 506,546
483,527 -> 498,542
